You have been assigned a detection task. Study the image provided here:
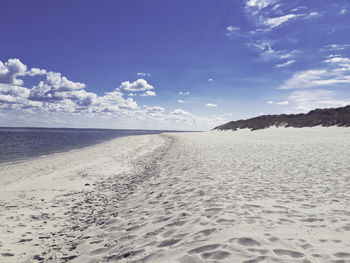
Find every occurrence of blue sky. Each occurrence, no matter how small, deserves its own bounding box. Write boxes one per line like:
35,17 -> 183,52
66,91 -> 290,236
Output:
1,0 -> 350,130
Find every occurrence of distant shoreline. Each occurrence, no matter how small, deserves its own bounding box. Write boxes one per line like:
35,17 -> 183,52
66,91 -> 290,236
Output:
0,128 -> 187,165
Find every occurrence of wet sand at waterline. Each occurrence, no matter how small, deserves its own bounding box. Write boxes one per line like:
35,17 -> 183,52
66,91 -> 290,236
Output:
1,127 -> 350,262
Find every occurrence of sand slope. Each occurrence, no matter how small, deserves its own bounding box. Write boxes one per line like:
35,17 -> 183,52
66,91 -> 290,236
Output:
1,128 -> 350,263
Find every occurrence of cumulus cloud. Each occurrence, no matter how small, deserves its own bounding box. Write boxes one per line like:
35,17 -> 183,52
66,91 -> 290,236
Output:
205,103 -> 217,107
179,91 -> 190,95
178,99 -> 184,103
208,78 -> 213,82
119,79 -> 154,92
140,90 -> 156,97
0,58 -> 27,85
0,58 -> 142,114
26,67 -> 47,76
0,58 -> 225,129
144,106 -> 165,113
267,100 -> 274,104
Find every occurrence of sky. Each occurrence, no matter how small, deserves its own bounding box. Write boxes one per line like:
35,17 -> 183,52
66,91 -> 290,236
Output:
1,0 -> 350,130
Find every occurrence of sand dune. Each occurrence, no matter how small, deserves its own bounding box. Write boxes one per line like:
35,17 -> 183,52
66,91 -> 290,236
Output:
1,127 -> 350,263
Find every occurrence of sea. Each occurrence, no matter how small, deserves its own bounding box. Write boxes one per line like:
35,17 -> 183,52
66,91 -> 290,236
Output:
0,127 -> 172,165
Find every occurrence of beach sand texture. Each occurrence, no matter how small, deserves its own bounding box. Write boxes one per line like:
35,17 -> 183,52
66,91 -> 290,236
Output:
1,127 -> 350,263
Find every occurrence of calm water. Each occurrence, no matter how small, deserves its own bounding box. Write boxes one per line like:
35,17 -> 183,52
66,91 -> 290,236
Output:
0,127 -> 171,164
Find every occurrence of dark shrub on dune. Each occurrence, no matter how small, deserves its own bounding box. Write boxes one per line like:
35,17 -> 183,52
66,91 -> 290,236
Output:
213,105 -> 350,131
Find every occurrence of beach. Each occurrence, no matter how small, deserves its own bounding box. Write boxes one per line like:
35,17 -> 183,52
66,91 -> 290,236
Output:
1,127 -> 350,263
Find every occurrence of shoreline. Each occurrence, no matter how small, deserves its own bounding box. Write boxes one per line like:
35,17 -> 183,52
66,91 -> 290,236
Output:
0,133 -> 172,262
0,130 -> 177,167
1,128 -> 350,262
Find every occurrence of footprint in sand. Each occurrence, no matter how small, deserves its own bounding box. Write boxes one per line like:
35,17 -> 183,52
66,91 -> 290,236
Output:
273,249 -> 304,258
243,256 -> 268,263
126,225 -> 141,232
201,251 -> 230,260
267,236 -> 279,242
166,220 -> 187,227
333,252 -> 350,258
1,253 -> 15,257
178,255 -> 202,263
231,237 -> 261,247
188,244 -> 221,254
89,246 -> 112,255
196,228 -> 217,236
157,239 -> 181,247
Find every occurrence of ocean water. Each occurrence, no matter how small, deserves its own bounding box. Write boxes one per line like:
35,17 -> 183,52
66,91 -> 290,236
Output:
0,127 -> 170,164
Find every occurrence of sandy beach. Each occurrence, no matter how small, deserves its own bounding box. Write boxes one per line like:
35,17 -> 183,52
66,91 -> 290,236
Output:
1,127 -> 350,263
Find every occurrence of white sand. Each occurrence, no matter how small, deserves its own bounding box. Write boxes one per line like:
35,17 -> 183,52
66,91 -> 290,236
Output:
1,127 -> 350,263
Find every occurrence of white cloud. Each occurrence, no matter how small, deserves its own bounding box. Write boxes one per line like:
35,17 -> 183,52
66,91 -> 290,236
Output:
306,11 -> 318,18
178,99 -> 184,103
0,84 -> 30,99
140,90 -> 156,97
28,72 -> 87,104
120,79 -> 154,92
275,100 -> 289,105
276,59 -> 295,68
0,58 -> 142,114
167,109 -> 202,124
208,78 -> 213,82
264,14 -> 299,28
271,4 -> 281,11
145,106 -> 165,112
226,25 -> 240,32
246,0 -> 274,11
322,44 -> 350,51
0,83 -> 43,110
26,67 -> 47,76
249,40 -> 299,62
99,90 -> 138,111
324,57 -> 350,64
0,58 -> 227,130
137,72 -> 151,76
179,91 -> 190,95
267,100 -> 289,105
290,6 -> 307,12
288,89 -> 350,112
280,56 -> 350,89
0,58 -> 27,85
340,9 -> 347,15
205,103 -> 217,107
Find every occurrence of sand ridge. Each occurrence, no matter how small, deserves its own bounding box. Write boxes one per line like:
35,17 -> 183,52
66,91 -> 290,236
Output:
1,127 -> 350,263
